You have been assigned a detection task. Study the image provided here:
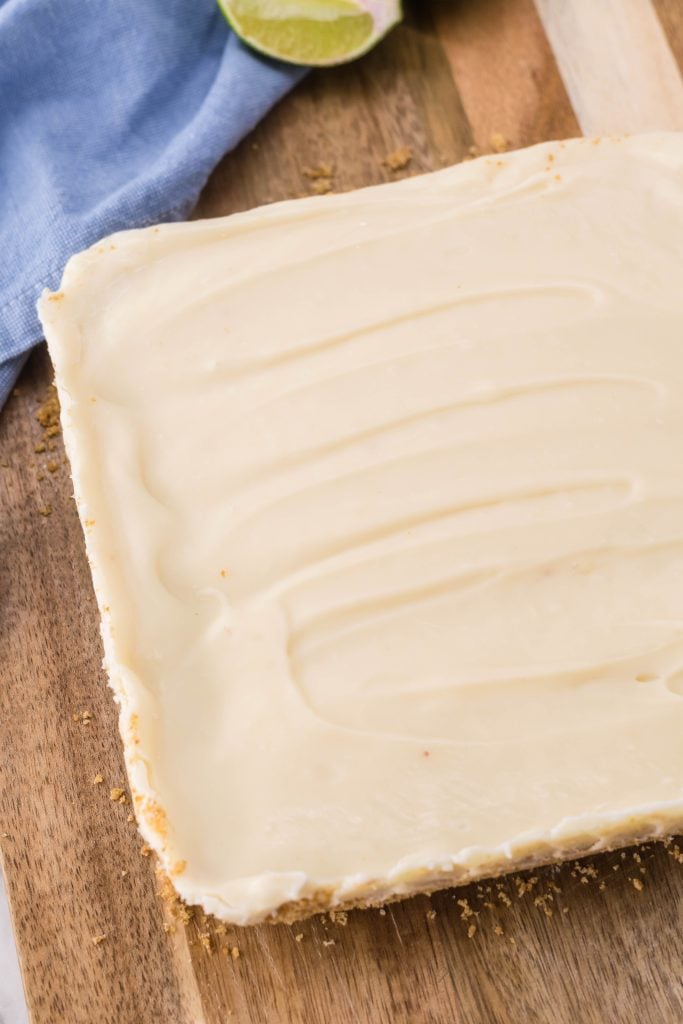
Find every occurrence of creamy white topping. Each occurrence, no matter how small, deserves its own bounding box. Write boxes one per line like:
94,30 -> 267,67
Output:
39,135 -> 683,923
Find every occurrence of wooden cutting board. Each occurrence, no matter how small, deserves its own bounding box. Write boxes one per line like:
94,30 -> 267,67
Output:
2,2 -> 683,1021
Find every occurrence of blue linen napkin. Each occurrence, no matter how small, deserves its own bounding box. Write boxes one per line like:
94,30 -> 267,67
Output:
0,0 -> 305,408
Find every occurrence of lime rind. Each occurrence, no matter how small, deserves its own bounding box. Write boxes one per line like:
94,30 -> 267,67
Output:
218,0 -> 402,67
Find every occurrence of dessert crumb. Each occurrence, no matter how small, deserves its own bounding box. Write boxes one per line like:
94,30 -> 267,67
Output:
72,709 -> 92,725
457,898 -> 474,920
109,787 -> 127,804
36,385 -> 61,444
632,878 -> 644,891
295,933 -> 304,943
91,934 -> 107,946
311,178 -> 333,196
383,145 -> 412,172
230,946 -> 241,959
426,909 -> 437,921
490,132 -> 508,153
303,163 -> 334,180
467,923 -> 477,939
92,774 -> 103,785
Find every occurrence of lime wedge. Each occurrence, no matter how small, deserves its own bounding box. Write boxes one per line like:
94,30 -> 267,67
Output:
218,0 -> 402,67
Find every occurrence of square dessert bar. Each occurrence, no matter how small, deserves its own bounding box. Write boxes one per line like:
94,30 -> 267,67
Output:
39,134 -> 683,924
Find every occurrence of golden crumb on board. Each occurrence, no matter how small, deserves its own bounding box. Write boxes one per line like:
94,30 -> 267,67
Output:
91,934 -> 107,946
140,844 -> 153,857
494,925 -> 504,936
46,460 -> 59,473
426,909 -> 437,921
127,813 -> 134,823
295,933 -> 304,942
665,841 -> 683,864
36,384 -> 60,437
303,163 -> 334,179
121,870 -> 128,878
632,878 -> 644,891
490,132 -> 508,153
72,709 -> 92,724
230,946 -> 241,960
163,922 -> 174,934
303,163 -> 334,197
456,898 -> 474,920
37,505 -> 52,517
215,923 -> 227,937
109,787 -> 127,804
310,178 -> 333,196
533,894 -> 554,918
382,145 -> 412,171
156,867 -> 194,925
199,932 -> 213,952
34,442 -> 46,454
328,910 -> 348,926
467,923 -> 477,939
378,908 -> 386,916
92,774 -> 103,785
322,939 -> 335,948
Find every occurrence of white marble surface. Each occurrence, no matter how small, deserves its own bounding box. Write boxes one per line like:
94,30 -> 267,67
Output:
0,873 -> 27,1024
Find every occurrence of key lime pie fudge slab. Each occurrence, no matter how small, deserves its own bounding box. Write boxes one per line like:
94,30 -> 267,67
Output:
38,135 -> 683,925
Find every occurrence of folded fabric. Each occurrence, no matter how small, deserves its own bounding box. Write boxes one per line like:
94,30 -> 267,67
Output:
0,0 -> 305,408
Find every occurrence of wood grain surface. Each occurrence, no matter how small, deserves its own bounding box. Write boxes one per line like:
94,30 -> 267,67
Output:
3,1 -> 683,1021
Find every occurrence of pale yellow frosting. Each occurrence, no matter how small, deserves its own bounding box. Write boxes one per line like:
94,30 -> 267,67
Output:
39,134 -> 683,924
